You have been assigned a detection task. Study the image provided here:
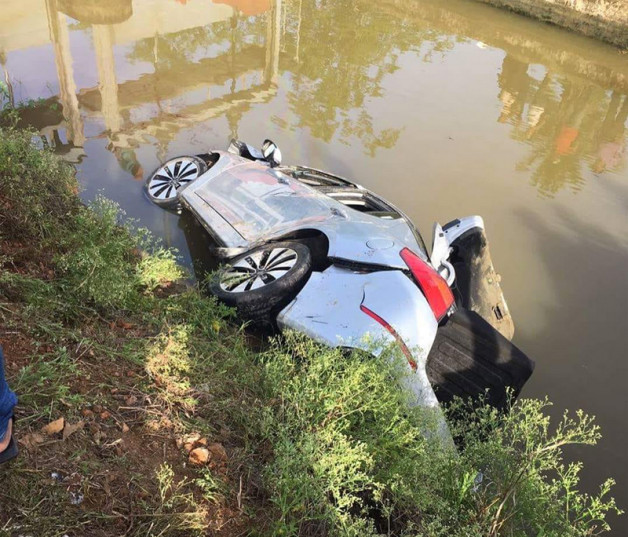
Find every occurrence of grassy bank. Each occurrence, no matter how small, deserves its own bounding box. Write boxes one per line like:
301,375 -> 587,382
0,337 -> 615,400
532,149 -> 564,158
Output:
0,126 -> 622,536
472,0 -> 628,48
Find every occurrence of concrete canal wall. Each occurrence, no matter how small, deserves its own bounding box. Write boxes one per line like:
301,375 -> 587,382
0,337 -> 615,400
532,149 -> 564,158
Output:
472,0 -> 628,48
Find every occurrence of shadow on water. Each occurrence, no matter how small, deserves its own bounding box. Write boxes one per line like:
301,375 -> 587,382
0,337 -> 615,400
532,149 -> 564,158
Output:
178,209 -> 222,283
513,205 -> 628,532
57,0 -> 133,25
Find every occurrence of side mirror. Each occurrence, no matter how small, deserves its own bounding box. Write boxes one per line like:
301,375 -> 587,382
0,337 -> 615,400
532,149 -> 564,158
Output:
262,139 -> 282,167
228,138 -> 244,155
228,139 -> 265,160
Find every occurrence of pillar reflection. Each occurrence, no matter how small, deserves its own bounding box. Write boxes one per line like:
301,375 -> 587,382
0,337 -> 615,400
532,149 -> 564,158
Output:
45,0 -> 84,146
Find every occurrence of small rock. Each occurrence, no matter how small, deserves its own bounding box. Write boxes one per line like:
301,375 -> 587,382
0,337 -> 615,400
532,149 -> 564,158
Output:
146,417 -> 172,431
189,447 -> 210,466
42,417 -> 65,436
30,135 -> 46,150
182,433 -> 201,453
208,443 -> 227,463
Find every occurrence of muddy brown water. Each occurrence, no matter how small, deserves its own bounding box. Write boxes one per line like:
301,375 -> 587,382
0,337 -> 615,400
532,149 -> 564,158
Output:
1,0 -> 627,531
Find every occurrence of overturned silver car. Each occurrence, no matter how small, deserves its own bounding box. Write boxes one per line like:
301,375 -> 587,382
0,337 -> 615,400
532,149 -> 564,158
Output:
146,139 -> 534,420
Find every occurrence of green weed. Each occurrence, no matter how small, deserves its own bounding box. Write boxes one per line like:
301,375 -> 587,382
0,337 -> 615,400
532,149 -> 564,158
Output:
259,333 -> 622,536
195,467 -> 227,504
55,196 -> 147,312
12,346 -> 83,413
138,247 -> 185,292
443,397 -> 622,537
0,126 -> 80,243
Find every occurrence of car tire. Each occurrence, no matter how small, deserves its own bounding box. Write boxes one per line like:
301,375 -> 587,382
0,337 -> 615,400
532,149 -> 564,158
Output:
209,242 -> 312,321
145,156 -> 207,209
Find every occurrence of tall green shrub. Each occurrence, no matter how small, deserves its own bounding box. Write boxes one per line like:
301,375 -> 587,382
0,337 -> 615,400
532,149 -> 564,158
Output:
261,334 -> 621,536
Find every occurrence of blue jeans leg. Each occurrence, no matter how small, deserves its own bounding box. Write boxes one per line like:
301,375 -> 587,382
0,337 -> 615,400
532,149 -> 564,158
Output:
0,345 -> 18,442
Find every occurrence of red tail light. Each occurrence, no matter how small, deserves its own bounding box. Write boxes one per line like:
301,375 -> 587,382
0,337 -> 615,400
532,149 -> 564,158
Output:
360,304 -> 417,370
400,247 -> 454,321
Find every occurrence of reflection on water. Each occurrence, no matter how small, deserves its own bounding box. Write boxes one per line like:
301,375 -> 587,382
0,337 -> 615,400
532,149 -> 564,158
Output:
0,0 -> 625,193
498,54 -> 627,195
1,0 -> 627,531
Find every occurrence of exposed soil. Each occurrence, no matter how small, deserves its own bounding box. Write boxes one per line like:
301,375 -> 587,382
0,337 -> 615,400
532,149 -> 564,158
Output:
0,240 -> 264,536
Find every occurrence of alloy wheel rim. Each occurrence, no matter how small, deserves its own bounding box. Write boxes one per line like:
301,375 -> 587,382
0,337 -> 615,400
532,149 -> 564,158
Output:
220,247 -> 298,292
148,158 -> 201,201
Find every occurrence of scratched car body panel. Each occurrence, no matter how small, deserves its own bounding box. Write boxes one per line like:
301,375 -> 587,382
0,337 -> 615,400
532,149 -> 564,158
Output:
146,139 -> 534,440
